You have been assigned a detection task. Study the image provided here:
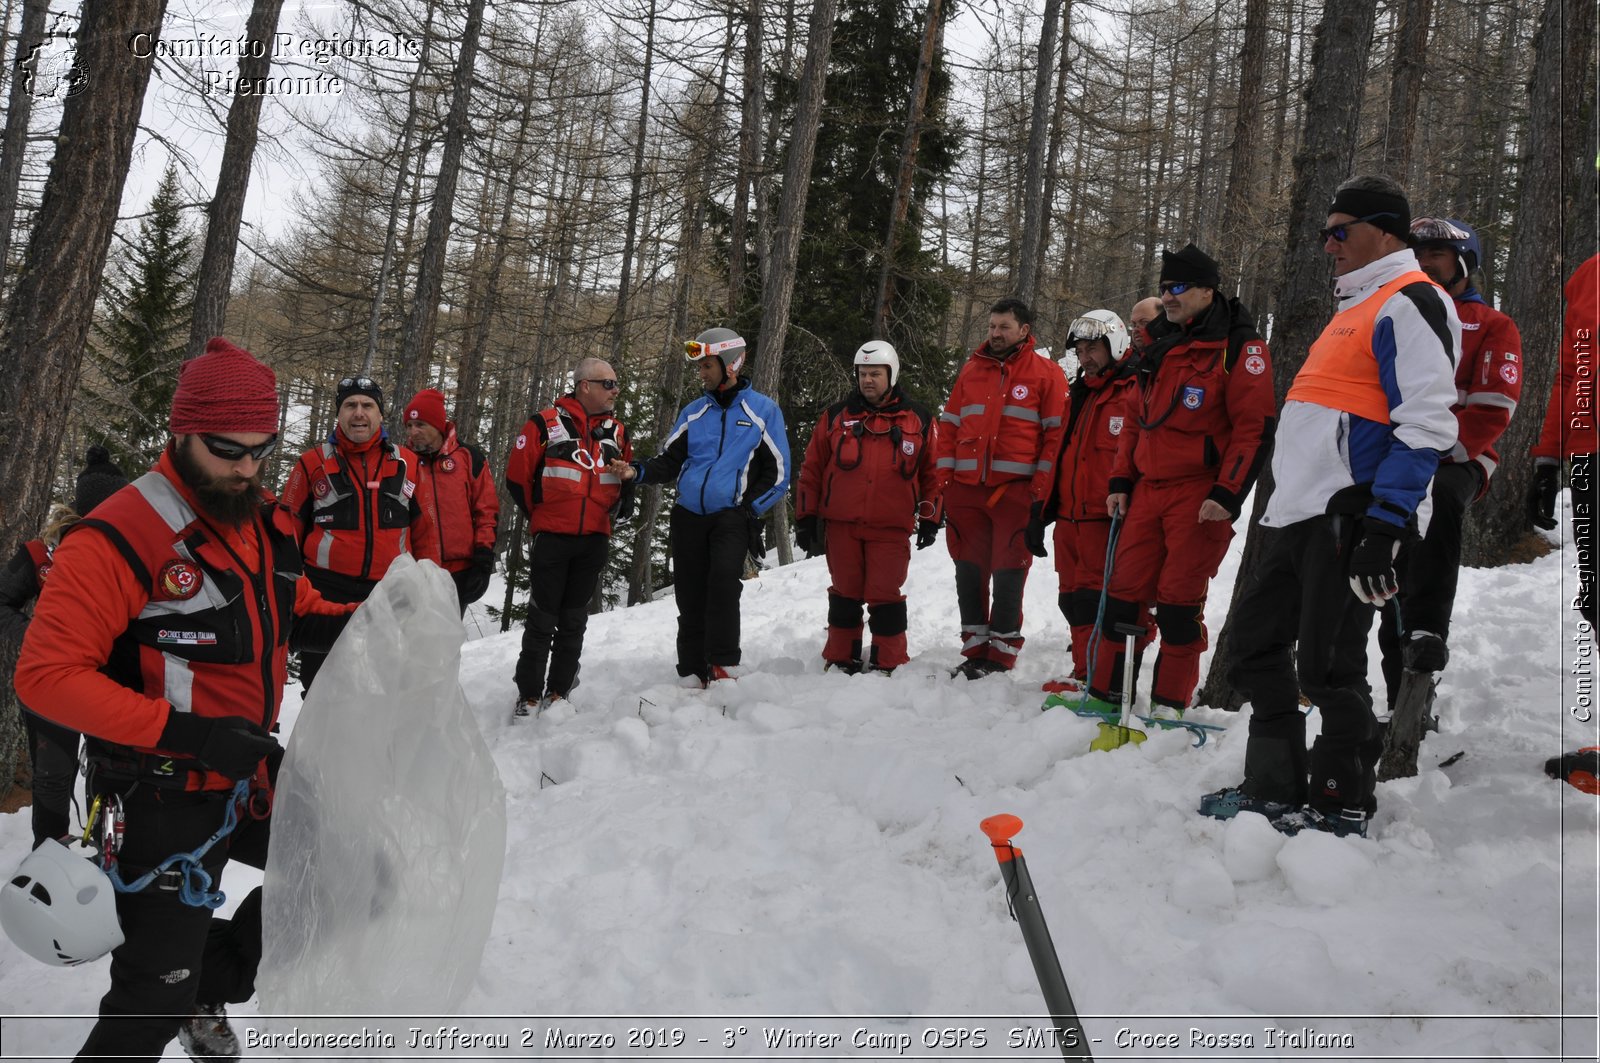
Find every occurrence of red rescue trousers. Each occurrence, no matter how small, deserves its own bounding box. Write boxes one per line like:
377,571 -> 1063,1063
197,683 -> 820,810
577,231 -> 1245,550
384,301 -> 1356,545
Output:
944,481 -> 1034,668
1054,519 -> 1153,683
1089,478 -> 1233,708
823,523 -> 912,669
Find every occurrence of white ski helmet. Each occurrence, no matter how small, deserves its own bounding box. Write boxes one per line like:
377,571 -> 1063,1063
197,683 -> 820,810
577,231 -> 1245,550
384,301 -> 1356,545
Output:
852,339 -> 900,387
1,839 -> 124,966
1066,309 -> 1130,364
686,327 -> 746,376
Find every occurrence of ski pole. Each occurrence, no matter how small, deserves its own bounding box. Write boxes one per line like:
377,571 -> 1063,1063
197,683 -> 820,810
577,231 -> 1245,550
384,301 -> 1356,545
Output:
979,814 -> 1094,1062
1074,514 -> 1122,714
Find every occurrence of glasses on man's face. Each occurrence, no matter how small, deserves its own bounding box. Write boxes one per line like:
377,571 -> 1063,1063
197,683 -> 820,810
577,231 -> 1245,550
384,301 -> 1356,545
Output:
1158,281 -> 1195,296
200,433 -> 279,462
338,376 -> 376,390
583,378 -> 620,392
1319,213 -> 1398,243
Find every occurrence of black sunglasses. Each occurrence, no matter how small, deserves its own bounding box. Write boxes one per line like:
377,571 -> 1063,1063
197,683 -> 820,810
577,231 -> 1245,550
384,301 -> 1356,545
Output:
200,433 -> 279,462
582,378 -> 620,391
1320,213 -> 1398,243
1158,281 -> 1196,296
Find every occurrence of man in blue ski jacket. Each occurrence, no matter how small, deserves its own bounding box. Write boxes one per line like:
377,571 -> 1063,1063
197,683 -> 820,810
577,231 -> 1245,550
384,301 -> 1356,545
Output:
614,327 -> 790,685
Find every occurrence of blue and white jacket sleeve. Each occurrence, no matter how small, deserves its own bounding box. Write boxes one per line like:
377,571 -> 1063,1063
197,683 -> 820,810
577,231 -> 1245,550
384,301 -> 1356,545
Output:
1366,283 -> 1461,528
741,394 -> 791,516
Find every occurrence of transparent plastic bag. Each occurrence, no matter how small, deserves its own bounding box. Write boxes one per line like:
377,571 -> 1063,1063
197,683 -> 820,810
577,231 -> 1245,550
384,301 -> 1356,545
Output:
259,555 -> 506,1015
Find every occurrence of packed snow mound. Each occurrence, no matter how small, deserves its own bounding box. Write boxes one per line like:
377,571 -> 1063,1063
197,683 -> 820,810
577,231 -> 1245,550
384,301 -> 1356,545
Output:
258,555 -> 506,1017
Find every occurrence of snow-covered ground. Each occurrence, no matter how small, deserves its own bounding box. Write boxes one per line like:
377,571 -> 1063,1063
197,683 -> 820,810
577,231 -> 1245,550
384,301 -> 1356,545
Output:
1,497 -> 1596,1060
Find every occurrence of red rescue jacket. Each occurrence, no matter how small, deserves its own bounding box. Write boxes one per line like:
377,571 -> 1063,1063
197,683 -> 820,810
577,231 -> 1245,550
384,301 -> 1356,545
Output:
1533,253 -> 1599,461
1050,361 -> 1139,522
14,453 -> 345,792
933,335 -> 1068,503
414,426 -> 499,573
281,428 -> 439,586
506,395 -> 634,536
1110,295 -> 1276,517
1449,292 -> 1521,483
795,387 -> 940,535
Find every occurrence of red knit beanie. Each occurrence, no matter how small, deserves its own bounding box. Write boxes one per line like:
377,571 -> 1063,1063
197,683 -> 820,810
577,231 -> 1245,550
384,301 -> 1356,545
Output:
404,388 -> 449,435
169,338 -> 279,435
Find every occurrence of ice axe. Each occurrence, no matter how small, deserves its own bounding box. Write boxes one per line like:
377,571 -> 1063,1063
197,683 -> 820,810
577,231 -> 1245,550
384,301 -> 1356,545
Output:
980,815 -> 1093,1061
1089,621 -> 1148,752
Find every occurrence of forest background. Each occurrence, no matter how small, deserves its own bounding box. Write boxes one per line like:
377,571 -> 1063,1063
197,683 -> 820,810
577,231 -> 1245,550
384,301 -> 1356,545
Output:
0,0 -> 1591,805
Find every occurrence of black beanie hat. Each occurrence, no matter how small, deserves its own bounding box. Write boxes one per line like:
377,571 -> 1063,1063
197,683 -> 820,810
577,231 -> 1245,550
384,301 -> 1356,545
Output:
1328,183 -> 1412,242
335,374 -> 385,415
1159,243 -> 1222,289
75,445 -> 128,516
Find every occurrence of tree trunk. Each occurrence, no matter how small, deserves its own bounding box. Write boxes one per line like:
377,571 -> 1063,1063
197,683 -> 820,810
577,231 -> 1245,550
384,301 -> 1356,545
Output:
1014,0 -> 1060,307
728,0 -> 762,315
873,0 -> 943,336
1218,0 -> 1269,275
608,0 -> 657,373
391,0 -> 486,421
0,0 -> 170,808
1381,0 -> 1433,184
1033,0 -> 1074,302
751,0 -> 838,568
1198,0 -> 1381,710
1462,0 -> 1596,567
0,0 -> 47,291
184,0 -> 285,361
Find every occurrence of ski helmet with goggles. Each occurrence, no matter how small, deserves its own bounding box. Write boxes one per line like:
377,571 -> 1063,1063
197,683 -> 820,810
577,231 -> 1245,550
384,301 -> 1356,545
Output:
852,340 -> 900,387
684,328 -> 747,376
1410,217 -> 1480,286
1,839 -> 124,967
1066,309 -> 1131,365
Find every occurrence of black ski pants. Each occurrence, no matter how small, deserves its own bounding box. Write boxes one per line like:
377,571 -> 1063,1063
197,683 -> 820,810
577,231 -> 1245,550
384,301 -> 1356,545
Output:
295,569 -> 375,695
1228,515 -> 1383,815
670,505 -> 750,676
75,767 -> 271,1061
1376,461 -> 1481,708
23,708 -> 79,846
513,531 -> 610,699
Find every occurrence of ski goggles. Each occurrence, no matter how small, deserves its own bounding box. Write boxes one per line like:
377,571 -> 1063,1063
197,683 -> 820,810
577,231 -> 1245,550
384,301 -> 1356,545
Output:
200,433 -> 279,462
1067,316 -> 1121,342
1318,212 -> 1399,243
1409,217 -> 1472,243
684,338 -> 743,361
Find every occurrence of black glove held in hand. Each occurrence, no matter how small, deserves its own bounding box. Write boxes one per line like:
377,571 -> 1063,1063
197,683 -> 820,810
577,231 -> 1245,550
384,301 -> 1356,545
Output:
747,516 -> 766,559
159,713 -> 279,780
1526,463 -> 1559,531
1023,502 -> 1051,558
916,519 -> 939,550
1347,520 -> 1404,605
794,516 -> 819,556
455,547 -> 494,605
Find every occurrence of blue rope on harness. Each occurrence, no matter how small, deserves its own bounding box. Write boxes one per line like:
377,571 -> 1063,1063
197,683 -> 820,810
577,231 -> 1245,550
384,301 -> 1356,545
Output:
105,779 -> 251,909
1075,513 -> 1124,713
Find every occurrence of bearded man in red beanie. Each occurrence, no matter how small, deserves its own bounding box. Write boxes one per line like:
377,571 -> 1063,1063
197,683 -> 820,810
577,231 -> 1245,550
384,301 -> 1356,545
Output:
403,387 -> 499,614
15,338 -> 357,1062
281,372 -> 439,691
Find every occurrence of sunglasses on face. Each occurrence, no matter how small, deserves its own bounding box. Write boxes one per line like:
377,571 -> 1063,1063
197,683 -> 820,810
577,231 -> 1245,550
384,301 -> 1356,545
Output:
338,376 -> 376,391
1158,281 -> 1195,296
582,378 -> 620,391
1319,212 -> 1399,243
200,433 -> 279,462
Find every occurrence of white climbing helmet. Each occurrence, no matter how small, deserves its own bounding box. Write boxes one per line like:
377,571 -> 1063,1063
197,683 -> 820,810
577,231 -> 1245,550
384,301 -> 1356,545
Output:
1,839 -> 124,966
852,339 -> 901,386
1066,309 -> 1131,363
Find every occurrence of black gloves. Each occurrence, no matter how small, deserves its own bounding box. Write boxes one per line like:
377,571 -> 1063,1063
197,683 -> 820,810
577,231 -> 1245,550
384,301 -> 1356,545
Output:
455,547 -> 494,606
746,510 -> 767,560
795,516 -> 819,556
1023,501 -> 1051,558
916,519 -> 939,550
158,712 -> 280,780
1347,518 -> 1404,605
1527,463 -> 1559,531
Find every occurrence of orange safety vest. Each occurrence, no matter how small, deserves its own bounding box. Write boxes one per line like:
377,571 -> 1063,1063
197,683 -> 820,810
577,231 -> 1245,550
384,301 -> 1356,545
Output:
1287,271 -> 1434,425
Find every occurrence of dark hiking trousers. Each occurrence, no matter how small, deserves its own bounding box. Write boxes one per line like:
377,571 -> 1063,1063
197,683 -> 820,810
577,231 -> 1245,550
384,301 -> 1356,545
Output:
1228,515 -> 1383,816
670,505 -> 751,676
513,531 -> 610,699
24,709 -> 80,846
1377,461 -> 1481,708
75,768 -> 271,1062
